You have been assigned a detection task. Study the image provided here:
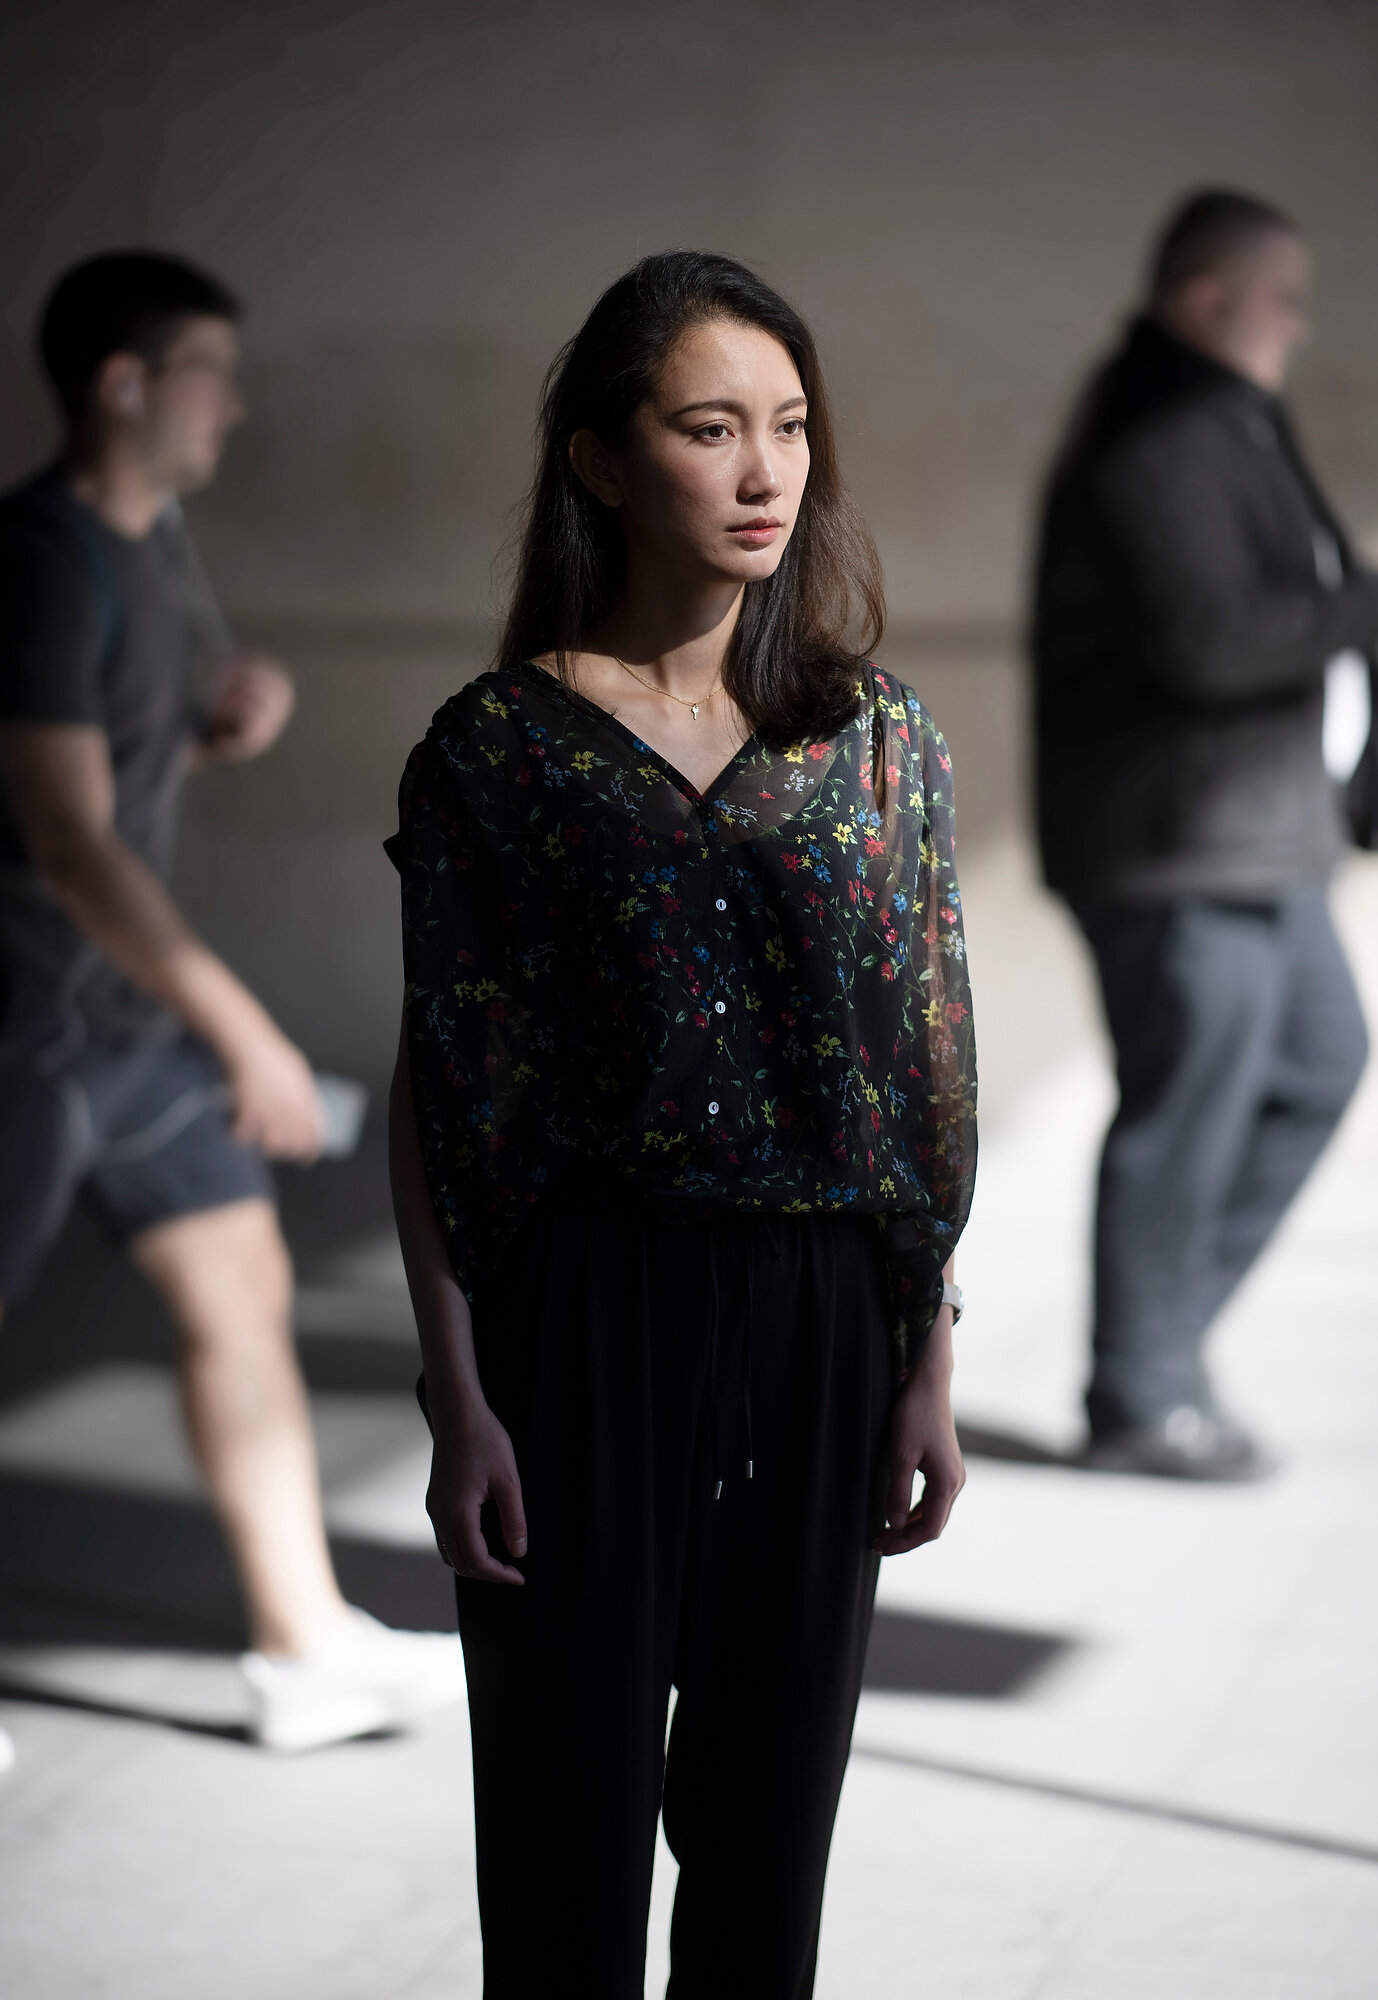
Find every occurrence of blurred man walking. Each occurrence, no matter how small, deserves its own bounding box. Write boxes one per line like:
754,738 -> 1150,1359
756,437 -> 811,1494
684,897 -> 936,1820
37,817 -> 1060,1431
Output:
1034,191 -> 1373,1478
0,252 -> 463,1750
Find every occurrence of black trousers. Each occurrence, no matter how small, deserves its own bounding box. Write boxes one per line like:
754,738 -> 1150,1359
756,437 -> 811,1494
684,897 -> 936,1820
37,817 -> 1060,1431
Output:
456,1192 -> 896,1999
1079,889 -> 1368,1429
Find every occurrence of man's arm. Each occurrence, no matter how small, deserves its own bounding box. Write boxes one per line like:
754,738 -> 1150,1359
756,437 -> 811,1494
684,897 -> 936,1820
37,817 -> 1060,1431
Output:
0,718 -> 323,1159
1096,411 -> 1378,707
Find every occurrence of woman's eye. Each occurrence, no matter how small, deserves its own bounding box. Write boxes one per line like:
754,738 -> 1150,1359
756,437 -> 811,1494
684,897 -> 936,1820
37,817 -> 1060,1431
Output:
695,422 -> 731,441
779,419 -> 807,438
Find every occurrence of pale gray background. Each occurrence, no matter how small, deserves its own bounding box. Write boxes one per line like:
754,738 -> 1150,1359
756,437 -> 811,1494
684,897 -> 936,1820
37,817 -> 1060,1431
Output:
4,0 -> 1378,1086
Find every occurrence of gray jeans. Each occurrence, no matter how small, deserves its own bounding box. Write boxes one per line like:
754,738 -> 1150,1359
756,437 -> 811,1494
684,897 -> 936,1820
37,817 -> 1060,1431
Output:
1078,890 -> 1368,1430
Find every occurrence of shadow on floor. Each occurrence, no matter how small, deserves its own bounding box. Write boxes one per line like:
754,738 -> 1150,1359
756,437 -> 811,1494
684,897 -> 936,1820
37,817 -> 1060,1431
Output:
863,1606 -> 1070,1698
0,1131 -> 1077,1729
956,1420 -> 1083,1468
848,1740 -> 1378,1867
0,1670 -> 251,1743
0,1472 -> 457,1653
0,1470 -> 1074,1737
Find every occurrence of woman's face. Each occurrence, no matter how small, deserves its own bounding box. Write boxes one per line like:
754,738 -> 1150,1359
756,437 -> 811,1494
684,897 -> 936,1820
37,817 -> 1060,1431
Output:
574,317 -> 810,588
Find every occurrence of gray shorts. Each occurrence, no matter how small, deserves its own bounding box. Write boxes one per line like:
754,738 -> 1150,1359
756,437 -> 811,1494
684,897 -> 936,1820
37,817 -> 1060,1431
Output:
0,1023 -> 273,1302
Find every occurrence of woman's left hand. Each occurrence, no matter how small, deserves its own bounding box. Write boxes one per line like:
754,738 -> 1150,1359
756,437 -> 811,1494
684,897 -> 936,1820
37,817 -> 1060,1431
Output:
873,1305 -> 965,1557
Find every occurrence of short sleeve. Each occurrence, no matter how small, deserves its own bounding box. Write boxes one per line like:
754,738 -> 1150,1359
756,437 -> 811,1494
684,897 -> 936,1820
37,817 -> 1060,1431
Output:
386,719 -> 502,1304
384,727 -> 445,878
0,515 -> 108,725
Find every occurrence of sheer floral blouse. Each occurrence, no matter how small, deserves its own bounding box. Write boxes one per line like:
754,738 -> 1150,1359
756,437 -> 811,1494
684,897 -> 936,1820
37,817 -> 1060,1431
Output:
387,661 -> 977,1363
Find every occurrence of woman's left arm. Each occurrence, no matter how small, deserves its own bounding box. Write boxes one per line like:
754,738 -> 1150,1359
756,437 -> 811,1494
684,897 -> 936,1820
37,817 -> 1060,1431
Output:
871,690 -> 977,1556
873,1257 -> 964,1556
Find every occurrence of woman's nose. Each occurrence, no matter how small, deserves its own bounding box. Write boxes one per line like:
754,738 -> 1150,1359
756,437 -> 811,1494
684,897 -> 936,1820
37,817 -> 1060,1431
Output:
739,436 -> 782,501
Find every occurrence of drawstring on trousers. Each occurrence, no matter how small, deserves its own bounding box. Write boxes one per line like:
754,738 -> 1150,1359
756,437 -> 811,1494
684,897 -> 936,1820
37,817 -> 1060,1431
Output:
708,1248 -> 724,1500
743,1255 -> 755,1485
708,1218 -> 782,1500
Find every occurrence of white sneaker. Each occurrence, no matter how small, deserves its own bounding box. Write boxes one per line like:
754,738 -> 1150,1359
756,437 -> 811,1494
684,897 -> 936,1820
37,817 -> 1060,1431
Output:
241,1608 -> 466,1753
0,1726 -> 14,1776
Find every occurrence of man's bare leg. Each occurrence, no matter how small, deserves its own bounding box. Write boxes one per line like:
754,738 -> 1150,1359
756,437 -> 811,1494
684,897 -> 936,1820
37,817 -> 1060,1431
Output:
129,1197 -> 349,1658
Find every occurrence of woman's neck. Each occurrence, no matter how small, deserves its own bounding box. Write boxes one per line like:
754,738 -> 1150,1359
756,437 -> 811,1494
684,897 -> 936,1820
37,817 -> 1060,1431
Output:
557,569 -> 752,795
591,572 -> 743,699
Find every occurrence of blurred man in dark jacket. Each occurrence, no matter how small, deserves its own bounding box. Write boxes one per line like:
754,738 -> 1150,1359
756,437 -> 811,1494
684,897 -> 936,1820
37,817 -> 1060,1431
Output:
1033,189 -> 1373,1478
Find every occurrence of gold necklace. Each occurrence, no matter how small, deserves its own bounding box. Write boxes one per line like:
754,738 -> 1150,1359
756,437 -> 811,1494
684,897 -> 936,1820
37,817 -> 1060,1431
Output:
613,654 -> 720,722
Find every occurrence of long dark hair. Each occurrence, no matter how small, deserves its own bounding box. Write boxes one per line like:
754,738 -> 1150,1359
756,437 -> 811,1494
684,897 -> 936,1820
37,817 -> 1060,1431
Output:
496,250 -> 885,740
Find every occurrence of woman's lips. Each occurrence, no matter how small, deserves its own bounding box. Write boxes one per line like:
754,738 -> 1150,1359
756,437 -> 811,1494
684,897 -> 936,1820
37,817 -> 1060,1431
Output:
728,519 -> 783,546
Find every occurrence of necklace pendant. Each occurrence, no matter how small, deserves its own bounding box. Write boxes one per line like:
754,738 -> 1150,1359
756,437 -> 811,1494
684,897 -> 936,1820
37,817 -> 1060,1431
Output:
690,703 -> 700,721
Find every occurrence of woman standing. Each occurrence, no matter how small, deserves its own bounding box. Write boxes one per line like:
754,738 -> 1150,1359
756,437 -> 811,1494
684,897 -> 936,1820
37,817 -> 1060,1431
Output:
388,251 -> 977,1998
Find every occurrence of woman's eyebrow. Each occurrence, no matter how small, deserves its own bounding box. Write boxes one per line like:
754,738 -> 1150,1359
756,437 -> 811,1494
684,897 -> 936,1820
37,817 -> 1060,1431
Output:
670,394 -> 809,419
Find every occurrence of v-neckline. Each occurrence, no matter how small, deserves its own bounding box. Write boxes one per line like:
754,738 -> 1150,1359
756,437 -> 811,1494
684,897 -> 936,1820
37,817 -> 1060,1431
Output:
519,659 -> 765,807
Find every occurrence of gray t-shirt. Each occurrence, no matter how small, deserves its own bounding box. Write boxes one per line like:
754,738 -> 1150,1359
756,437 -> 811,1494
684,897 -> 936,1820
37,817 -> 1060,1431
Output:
0,470 -> 195,1049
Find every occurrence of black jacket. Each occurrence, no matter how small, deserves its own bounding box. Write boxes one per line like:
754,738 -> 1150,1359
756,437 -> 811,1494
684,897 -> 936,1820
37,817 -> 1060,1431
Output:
1032,316 -> 1378,903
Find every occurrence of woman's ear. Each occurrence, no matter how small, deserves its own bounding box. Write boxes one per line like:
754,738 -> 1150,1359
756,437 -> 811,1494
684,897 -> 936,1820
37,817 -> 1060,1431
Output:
568,429 -> 623,508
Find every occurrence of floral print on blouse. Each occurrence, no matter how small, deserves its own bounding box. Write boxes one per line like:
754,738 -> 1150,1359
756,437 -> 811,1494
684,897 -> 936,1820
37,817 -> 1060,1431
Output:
387,661 -> 977,1362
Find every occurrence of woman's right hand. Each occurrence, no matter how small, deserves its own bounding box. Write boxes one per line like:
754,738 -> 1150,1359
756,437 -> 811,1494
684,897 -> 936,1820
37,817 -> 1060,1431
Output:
426,1394 -> 529,1586
391,1030 -> 526,1586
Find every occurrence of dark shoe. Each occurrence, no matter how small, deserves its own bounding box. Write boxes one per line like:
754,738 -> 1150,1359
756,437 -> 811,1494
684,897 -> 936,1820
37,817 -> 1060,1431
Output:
1083,1404 -> 1278,1482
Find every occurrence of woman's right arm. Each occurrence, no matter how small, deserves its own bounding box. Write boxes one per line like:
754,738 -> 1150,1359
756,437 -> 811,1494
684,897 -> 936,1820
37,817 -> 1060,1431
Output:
389,1024 -> 528,1585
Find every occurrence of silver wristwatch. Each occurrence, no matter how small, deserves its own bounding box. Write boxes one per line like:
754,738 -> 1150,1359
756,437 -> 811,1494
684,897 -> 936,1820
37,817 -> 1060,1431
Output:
942,1280 -> 964,1323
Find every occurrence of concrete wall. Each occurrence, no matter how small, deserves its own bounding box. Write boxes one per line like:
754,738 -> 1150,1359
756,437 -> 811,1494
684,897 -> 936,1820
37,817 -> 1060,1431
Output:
5,0 -> 1378,1085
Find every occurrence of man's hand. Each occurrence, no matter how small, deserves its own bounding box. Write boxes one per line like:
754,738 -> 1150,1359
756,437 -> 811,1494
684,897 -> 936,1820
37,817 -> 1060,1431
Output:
221,1018 -> 326,1161
873,1305 -> 966,1557
0,719 -> 325,1162
197,650 -> 295,763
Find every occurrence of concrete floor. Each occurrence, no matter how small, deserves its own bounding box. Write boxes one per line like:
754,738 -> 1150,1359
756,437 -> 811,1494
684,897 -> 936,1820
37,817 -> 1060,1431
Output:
1,849 -> 1376,1999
